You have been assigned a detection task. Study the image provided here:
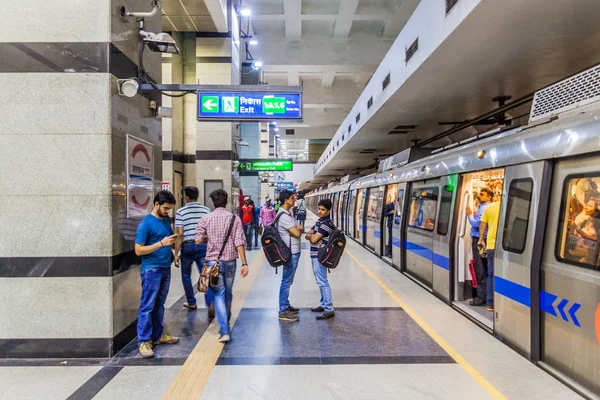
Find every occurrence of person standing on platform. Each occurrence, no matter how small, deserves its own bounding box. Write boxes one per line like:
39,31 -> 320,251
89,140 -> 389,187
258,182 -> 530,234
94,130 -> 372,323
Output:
195,189 -> 249,342
467,188 -> 492,307
305,198 -> 335,320
241,196 -> 254,250
479,196 -> 501,311
250,200 -> 260,248
276,190 -> 304,322
297,193 -> 307,228
134,190 -> 180,358
174,186 -> 212,314
260,198 -> 277,227
384,198 -> 395,257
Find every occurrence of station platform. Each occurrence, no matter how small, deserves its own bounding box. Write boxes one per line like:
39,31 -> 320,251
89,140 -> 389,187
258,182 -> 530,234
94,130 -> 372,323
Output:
0,214 -> 584,400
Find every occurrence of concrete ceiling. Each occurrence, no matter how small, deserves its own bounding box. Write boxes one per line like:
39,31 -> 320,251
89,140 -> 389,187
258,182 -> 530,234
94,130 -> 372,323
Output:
313,0 -> 600,183
244,0 -> 421,141
162,0 -> 227,32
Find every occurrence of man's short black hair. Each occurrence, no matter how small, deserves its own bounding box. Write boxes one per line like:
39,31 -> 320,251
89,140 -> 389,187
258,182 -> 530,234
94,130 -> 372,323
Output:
184,186 -> 199,201
249,200 -> 255,206
298,193 -> 305,199
318,198 -> 332,210
479,187 -> 494,198
209,189 -> 228,208
278,189 -> 295,204
154,190 -> 176,206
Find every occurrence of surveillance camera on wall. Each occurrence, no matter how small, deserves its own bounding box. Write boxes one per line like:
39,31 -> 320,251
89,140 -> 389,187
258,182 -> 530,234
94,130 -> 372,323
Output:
232,161 -> 240,168
117,78 -> 139,97
140,30 -> 180,54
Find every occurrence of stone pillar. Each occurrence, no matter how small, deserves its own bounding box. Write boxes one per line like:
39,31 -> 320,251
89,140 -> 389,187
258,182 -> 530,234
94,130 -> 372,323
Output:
0,0 -> 162,357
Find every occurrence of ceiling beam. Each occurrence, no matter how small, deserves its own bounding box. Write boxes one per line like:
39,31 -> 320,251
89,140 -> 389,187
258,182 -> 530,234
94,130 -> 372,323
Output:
203,0 -> 228,33
321,72 -> 336,87
284,0 -> 302,40
334,0 -> 360,38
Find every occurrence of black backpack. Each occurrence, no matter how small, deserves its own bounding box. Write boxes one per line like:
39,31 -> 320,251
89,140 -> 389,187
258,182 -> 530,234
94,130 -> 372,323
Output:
317,228 -> 346,269
261,212 -> 292,273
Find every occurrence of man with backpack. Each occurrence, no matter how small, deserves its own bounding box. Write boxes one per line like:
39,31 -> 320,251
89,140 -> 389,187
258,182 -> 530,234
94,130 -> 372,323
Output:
305,198 -> 335,320
297,193 -> 307,228
275,190 -> 304,322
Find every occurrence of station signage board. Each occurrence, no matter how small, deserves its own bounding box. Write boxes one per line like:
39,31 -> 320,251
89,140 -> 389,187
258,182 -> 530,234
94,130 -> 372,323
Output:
238,159 -> 293,172
276,182 -> 294,189
198,91 -> 302,121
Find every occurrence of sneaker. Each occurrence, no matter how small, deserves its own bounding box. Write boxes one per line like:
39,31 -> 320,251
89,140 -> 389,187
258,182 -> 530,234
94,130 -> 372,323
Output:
208,303 -> 215,318
218,334 -> 230,343
469,299 -> 485,306
278,310 -> 300,322
139,342 -> 154,358
183,303 -> 197,310
152,334 -> 180,346
486,305 -> 494,311
311,306 -> 324,312
287,305 -> 300,314
316,311 -> 335,320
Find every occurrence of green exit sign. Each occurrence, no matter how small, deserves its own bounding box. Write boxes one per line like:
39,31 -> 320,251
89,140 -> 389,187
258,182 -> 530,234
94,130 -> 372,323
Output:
262,97 -> 286,114
238,159 -> 293,172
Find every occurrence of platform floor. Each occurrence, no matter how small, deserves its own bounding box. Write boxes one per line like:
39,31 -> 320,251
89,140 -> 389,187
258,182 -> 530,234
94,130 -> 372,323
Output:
0,214 -> 584,400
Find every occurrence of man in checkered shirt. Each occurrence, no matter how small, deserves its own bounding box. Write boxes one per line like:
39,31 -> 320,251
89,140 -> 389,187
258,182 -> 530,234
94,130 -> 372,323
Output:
195,189 -> 249,342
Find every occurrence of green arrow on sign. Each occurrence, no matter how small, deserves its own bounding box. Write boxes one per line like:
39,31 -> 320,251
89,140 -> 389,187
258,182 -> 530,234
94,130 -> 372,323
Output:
201,96 -> 219,113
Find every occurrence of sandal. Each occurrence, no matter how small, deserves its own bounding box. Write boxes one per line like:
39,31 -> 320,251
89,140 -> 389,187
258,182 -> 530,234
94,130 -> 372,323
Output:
183,303 -> 198,310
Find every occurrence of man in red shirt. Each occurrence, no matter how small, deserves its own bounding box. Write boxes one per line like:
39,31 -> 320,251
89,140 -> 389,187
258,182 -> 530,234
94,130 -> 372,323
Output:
195,189 -> 249,342
241,196 -> 254,250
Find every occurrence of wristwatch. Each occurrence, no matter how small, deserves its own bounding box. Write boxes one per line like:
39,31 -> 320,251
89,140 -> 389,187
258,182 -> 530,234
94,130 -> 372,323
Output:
242,263 -> 248,267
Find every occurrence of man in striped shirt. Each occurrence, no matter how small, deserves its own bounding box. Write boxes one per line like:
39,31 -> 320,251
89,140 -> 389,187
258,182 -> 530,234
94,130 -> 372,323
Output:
174,187 -> 211,313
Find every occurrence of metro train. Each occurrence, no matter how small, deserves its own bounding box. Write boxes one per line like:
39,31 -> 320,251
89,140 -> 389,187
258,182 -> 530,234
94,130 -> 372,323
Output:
306,70 -> 600,398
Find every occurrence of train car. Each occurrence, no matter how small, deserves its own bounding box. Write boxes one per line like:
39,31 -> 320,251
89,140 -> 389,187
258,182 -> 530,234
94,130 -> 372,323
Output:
305,67 -> 600,398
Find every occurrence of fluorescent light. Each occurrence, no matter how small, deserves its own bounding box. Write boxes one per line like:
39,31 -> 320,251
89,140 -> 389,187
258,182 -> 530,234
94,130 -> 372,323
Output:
272,122 -> 277,125
240,8 -> 251,16
248,39 -> 258,45
274,128 -> 279,132
253,60 -> 263,68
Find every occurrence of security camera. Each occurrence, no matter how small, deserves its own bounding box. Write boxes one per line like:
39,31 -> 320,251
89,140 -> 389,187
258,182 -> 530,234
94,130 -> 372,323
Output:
117,78 -> 139,97
232,161 -> 240,168
149,101 -> 172,118
140,30 -> 180,54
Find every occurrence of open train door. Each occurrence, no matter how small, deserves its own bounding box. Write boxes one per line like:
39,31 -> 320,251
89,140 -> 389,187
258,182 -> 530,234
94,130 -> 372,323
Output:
391,183 -> 407,270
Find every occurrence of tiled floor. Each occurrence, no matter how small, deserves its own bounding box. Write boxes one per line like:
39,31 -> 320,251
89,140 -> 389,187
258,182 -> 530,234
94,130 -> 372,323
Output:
0,214 -> 585,400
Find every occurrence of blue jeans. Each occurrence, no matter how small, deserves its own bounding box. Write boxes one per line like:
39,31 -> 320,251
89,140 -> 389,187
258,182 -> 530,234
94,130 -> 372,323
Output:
181,242 -> 207,306
243,223 -> 253,247
208,260 -> 237,335
279,252 -> 301,313
252,223 -> 259,245
311,257 -> 334,312
137,267 -> 171,345
486,249 -> 495,306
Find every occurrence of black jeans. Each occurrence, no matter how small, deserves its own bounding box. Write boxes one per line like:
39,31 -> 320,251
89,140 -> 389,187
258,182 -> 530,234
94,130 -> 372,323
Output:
471,236 -> 487,302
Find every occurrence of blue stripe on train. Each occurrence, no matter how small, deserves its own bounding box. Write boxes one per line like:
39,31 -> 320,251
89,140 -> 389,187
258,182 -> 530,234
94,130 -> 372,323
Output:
404,241 -> 450,271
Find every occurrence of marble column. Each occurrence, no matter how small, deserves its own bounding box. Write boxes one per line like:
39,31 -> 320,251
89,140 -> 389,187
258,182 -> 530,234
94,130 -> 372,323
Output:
0,0 -> 162,357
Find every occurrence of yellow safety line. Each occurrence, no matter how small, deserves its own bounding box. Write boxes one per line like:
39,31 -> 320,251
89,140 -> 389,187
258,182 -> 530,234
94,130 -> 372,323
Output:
161,253 -> 265,400
345,249 -> 508,400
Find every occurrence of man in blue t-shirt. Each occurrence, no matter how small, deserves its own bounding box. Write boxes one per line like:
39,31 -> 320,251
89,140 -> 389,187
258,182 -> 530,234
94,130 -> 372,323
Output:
134,190 -> 180,358
305,198 -> 335,320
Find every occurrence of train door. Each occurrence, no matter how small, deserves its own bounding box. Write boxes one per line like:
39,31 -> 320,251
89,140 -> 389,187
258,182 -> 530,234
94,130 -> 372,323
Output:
339,191 -> 346,232
347,190 -> 357,237
332,193 -> 339,226
452,168 -> 504,328
404,180 -> 440,288
494,161 -> 549,356
381,184 -> 398,260
540,156 -> 599,396
432,175 -> 458,302
355,189 -> 365,241
366,187 -> 383,252
392,183 -> 406,269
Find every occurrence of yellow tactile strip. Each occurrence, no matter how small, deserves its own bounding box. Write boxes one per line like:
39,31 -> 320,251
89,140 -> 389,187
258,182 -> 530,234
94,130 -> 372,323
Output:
161,253 -> 265,400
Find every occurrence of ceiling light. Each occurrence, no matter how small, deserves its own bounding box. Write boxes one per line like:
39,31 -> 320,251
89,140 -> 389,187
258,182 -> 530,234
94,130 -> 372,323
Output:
272,122 -> 277,125
240,8 -> 251,16
253,60 -> 263,68
274,128 -> 279,132
248,39 -> 258,45
139,31 -> 180,54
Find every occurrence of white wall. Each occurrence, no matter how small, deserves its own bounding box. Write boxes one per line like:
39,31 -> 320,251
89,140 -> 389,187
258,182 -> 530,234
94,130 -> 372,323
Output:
283,163 -> 316,185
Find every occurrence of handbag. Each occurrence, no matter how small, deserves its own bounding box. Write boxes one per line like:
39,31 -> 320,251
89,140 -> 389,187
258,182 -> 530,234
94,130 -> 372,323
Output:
257,225 -> 264,235
197,215 -> 236,293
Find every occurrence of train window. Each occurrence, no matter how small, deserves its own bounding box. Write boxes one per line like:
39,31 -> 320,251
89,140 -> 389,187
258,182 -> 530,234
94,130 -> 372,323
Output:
502,178 -> 533,254
437,185 -> 454,236
395,189 -> 405,224
556,174 -> 600,270
408,187 -> 439,231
